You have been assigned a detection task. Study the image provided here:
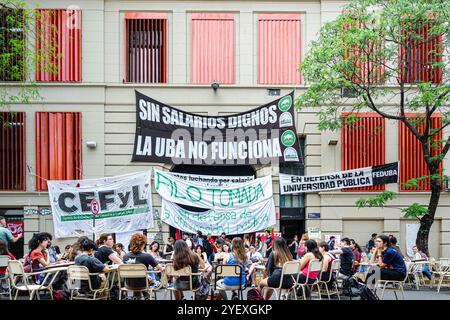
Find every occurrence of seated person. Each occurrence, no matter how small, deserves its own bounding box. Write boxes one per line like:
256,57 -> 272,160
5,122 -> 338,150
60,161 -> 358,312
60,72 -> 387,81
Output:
318,241 -> 336,289
172,240 -> 205,300
95,234 -> 123,265
258,238 -> 294,300
330,237 -> 354,279
123,233 -> 163,298
247,245 -> 263,263
216,237 -> 253,300
74,239 -> 109,294
297,240 -> 323,298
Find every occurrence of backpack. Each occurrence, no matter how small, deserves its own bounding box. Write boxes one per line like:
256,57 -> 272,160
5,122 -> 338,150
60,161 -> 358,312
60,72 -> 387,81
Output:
359,284 -> 379,300
342,277 -> 361,297
23,254 -> 32,273
247,288 -> 264,301
194,278 -> 211,300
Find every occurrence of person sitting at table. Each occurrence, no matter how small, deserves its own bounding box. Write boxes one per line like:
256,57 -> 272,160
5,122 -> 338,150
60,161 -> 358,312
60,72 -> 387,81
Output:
95,234 -> 123,265
247,245 -> 263,263
172,240 -> 205,300
29,233 -> 51,274
163,237 -> 175,259
412,245 -> 432,280
195,245 -> 212,280
318,242 -> 336,289
214,244 -> 229,265
68,236 -> 89,261
60,245 -> 71,261
366,235 -> 407,283
350,239 -> 362,273
297,240 -> 323,297
113,243 -> 126,260
148,241 -> 162,261
123,233 -> 163,299
74,239 -> 109,295
258,237 -> 294,300
217,237 -> 253,300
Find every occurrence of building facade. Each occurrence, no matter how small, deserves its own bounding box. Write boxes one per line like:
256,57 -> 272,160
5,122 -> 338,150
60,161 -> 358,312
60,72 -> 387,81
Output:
1,0 -> 449,259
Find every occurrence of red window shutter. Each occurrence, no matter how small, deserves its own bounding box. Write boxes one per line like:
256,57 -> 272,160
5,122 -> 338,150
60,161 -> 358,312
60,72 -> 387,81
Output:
399,114 -> 442,191
341,113 -> 385,191
0,112 -> 26,191
399,22 -> 443,84
191,13 -> 235,84
35,112 -> 82,191
258,14 -> 302,85
124,13 -> 167,83
35,9 -> 82,82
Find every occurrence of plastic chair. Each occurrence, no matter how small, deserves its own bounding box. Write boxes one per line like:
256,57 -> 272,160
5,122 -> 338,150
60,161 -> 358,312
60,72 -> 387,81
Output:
317,259 -> 341,300
164,263 -> 201,300
67,265 -> 109,300
376,263 -> 411,300
296,260 -> 323,300
214,264 -> 246,300
261,260 -> 301,300
0,255 -> 11,300
117,264 -> 160,300
7,260 -> 59,300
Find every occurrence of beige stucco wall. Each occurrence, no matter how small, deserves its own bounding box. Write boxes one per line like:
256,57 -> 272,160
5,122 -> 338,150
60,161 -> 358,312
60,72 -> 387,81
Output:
1,0 -> 449,258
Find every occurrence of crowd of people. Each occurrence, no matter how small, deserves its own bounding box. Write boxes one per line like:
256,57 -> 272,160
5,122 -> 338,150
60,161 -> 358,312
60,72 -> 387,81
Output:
0,214 -> 435,300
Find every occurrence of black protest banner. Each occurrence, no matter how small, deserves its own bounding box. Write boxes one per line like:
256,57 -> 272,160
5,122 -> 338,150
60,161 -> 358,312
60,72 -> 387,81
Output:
372,162 -> 399,186
131,90 -> 302,165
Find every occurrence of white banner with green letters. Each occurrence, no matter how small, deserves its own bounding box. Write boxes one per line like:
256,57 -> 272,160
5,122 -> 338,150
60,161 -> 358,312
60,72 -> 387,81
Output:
154,169 -> 272,210
48,171 -> 154,238
161,197 -> 276,235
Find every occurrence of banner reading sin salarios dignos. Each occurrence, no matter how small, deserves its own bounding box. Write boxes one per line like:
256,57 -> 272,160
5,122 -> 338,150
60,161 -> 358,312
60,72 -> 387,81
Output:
132,90 -> 302,165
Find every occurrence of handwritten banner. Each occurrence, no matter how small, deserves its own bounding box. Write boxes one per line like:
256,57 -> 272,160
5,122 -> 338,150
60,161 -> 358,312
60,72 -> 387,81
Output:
154,169 -> 273,209
161,197 -> 276,235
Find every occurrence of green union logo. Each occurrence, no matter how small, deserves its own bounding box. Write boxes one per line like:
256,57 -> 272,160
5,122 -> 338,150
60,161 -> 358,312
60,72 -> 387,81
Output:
278,95 -> 292,111
281,130 -> 296,147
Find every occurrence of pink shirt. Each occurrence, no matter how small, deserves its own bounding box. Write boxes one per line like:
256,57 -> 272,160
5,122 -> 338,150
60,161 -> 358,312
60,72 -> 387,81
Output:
301,259 -> 319,279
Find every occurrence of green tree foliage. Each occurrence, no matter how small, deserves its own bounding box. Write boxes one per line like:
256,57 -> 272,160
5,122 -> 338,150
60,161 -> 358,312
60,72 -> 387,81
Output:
296,0 -> 450,255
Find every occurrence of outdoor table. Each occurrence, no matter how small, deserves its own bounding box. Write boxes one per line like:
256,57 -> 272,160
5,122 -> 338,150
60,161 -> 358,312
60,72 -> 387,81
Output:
45,261 -> 75,269
157,259 -> 173,264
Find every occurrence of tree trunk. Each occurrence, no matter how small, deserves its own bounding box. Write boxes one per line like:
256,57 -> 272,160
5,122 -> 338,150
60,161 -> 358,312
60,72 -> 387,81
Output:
416,178 -> 441,257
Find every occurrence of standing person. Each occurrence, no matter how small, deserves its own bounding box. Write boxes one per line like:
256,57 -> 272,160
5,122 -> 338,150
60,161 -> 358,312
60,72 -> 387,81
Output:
202,235 -> 213,259
195,231 -> 204,247
367,235 -> 406,283
172,240 -> 205,300
74,239 -> 109,294
264,230 -> 273,258
182,233 -> 193,249
327,236 -> 336,251
297,233 -> 309,259
243,234 -> 251,250
366,233 -> 377,253
95,234 -> 123,265
217,237 -> 253,300
163,237 -> 175,259
0,216 -> 22,251
330,237 -> 354,279
258,237 -> 294,300
207,234 -> 217,254
216,233 -> 226,246
255,236 -> 265,257
288,235 -> 299,259
123,233 -> 163,298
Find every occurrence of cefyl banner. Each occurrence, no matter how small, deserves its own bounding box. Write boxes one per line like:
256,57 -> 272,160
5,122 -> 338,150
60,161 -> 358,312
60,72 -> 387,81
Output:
132,90 -> 301,165
48,171 -> 154,238
280,162 -> 399,194
161,197 -> 276,236
154,169 -> 273,210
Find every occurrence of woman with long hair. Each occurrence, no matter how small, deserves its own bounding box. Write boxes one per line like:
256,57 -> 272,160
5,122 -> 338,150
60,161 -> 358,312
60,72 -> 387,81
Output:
318,241 -> 336,289
172,240 -> 205,300
148,241 -> 161,260
27,233 -> 51,281
297,233 -> 309,259
67,236 -> 89,261
258,237 -> 294,300
217,237 -> 254,300
95,234 -> 123,265
297,240 -> 323,298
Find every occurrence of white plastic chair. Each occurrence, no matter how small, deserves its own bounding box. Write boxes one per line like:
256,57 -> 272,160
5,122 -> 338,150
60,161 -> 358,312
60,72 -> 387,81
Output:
164,263 -> 201,300
296,260 -> 323,300
261,261 -> 301,300
317,259 -> 341,300
67,265 -> 109,300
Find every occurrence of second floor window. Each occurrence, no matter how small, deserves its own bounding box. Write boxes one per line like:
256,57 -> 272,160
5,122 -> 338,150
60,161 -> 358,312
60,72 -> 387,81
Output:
124,13 -> 167,83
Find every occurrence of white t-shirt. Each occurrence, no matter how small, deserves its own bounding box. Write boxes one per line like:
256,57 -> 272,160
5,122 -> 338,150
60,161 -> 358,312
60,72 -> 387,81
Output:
247,251 -> 263,262
185,239 -> 192,248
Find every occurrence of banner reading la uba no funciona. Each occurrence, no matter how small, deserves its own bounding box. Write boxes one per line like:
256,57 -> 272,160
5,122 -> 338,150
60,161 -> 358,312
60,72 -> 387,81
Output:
132,90 -> 302,165
47,171 -> 154,238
